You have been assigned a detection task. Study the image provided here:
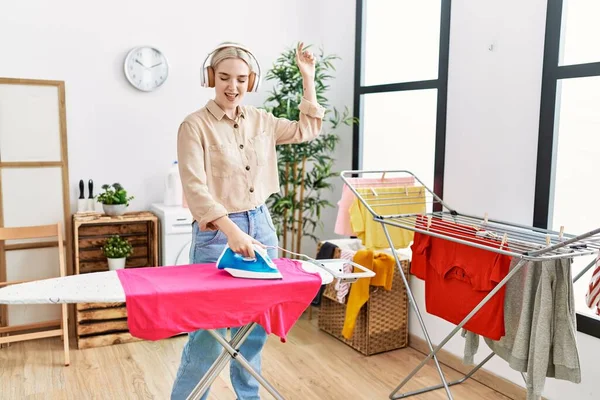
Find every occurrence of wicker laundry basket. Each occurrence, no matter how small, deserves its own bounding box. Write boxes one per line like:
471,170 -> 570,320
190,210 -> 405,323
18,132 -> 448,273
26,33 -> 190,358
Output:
316,241 -> 410,356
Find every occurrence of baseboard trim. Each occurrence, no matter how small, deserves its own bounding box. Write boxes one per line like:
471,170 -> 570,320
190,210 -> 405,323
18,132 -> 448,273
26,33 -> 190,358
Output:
408,334 -> 531,400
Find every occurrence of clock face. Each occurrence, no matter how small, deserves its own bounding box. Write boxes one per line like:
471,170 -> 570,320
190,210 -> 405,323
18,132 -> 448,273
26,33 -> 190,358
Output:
124,46 -> 169,92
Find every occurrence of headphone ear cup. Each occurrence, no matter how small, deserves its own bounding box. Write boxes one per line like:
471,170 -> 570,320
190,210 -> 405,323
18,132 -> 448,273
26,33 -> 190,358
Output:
247,72 -> 256,92
207,66 -> 215,88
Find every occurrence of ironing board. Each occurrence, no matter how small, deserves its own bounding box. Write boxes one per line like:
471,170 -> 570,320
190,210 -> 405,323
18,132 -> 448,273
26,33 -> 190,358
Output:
0,261 -> 333,305
0,259 -> 371,400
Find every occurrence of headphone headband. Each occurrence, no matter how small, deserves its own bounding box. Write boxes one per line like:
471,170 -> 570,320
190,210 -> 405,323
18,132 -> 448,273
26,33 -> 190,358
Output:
200,42 -> 262,92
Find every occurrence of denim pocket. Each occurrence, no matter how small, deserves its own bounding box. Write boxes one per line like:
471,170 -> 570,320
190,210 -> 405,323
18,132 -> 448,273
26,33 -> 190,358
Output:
194,228 -> 223,249
264,209 -> 277,233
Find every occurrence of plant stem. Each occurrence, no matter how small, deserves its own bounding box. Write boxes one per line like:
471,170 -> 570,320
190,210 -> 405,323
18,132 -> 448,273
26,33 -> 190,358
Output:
262,45 -> 353,254
282,161 -> 289,256
291,160 -> 298,258
296,157 -> 307,256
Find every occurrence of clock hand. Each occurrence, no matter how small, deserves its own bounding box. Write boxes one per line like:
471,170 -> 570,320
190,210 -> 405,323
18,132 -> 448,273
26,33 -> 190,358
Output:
135,59 -> 149,69
150,62 -> 163,68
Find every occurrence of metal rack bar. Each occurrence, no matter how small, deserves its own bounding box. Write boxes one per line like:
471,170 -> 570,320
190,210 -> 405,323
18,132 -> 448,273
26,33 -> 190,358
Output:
574,257 -> 598,283
351,187 -> 444,209
391,352 -> 496,399
376,213 -> 600,260
390,258 -> 529,400
339,169 -> 600,400
381,223 -> 453,398
390,256 -> 598,399
341,169 -> 456,218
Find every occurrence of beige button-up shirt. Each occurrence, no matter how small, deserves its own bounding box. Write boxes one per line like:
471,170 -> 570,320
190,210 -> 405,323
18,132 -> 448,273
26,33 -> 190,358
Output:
177,98 -> 326,230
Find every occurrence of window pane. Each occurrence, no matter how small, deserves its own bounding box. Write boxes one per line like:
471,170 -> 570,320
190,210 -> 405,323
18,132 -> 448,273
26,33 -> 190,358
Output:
559,1 -> 600,65
551,76 -> 600,320
360,89 -> 438,210
363,0 -> 441,85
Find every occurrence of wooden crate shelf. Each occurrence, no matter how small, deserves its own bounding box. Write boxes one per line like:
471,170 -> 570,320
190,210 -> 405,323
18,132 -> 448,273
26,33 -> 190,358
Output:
72,211 -> 158,349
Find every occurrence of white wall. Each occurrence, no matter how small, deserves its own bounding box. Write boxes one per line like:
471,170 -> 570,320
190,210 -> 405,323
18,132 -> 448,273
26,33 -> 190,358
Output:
0,0 -> 355,260
4,0 -> 597,399
412,0 -> 600,399
304,2 -> 357,257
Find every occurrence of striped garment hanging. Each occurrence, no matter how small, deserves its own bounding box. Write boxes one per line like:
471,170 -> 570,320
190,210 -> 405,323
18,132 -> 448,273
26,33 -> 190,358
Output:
585,253 -> 600,316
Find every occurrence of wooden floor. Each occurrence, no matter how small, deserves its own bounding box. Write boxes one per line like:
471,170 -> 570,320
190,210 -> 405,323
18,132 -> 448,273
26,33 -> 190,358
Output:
0,314 -> 510,400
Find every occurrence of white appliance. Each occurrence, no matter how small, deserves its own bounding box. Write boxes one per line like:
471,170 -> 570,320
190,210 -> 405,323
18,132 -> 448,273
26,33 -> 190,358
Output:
151,203 -> 194,266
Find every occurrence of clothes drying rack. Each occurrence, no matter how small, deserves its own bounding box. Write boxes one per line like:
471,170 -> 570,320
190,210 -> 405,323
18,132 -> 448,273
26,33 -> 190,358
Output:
340,169 -> 600,400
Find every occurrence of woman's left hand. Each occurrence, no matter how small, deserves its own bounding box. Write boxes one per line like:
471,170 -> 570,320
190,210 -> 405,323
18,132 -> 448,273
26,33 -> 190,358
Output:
296,42 -> 316,79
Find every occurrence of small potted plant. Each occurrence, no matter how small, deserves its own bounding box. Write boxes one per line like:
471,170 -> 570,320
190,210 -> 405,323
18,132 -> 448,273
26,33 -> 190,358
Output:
102,235 -> 134,271
96,183 -> 134,216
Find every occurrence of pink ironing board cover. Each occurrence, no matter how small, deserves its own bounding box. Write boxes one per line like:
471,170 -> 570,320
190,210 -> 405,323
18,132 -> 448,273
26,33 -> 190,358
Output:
116,258 -> 321,342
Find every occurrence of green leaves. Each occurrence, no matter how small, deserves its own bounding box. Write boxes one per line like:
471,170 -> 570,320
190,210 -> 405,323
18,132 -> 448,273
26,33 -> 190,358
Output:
101,235 -> 134,259
96,183 -> 134,206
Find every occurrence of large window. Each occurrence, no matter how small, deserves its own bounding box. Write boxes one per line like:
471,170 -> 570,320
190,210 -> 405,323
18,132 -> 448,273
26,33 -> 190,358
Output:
352,0 -> 451,200
535,0 -> 600,338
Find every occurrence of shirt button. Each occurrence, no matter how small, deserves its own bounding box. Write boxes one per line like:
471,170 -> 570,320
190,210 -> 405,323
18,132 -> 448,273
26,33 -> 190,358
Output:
249,187 -> 254,193
239,144 -> 244,149
245,165 -> 250,171
234,123 -> 239,128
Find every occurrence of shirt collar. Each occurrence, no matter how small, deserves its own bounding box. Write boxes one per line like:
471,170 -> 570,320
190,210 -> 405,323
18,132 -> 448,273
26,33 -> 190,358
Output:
206,99 -> 245,121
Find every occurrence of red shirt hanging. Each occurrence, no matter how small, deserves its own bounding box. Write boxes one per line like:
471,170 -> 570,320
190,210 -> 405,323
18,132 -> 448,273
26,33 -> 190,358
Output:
410,216 -> 511,340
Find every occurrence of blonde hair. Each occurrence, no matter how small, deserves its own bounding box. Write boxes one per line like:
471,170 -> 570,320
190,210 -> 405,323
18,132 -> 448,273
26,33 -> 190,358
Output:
211,44 -> 254,72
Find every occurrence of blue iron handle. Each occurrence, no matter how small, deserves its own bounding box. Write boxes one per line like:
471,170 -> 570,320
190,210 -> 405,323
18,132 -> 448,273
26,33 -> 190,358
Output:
232,253 -> 256,262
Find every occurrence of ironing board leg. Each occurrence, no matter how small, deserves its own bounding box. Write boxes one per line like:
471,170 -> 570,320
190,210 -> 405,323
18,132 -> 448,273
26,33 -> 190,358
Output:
186,322 -> 285,400
210,326 -> 285,400
186,325 -> 254,400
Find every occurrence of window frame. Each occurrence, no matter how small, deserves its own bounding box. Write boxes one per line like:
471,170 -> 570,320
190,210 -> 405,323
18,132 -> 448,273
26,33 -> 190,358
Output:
534,0 -> 600,339
351,0 -> 452,212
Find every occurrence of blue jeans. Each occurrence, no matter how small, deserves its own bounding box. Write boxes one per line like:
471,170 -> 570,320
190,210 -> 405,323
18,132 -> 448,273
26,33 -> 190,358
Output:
171,204 -> 278,400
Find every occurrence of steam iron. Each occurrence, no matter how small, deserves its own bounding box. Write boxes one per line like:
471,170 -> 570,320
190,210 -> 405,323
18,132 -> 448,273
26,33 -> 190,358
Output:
216,244 -> 283,280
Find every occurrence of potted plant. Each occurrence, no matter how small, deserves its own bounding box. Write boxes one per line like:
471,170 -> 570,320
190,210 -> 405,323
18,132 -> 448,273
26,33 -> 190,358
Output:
96,183 -> 134,216
262,43 -> 357,256
102,235 -> 134,271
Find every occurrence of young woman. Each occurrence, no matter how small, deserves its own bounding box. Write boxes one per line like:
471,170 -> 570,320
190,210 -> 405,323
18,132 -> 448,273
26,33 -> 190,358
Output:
172,42 -> 325,400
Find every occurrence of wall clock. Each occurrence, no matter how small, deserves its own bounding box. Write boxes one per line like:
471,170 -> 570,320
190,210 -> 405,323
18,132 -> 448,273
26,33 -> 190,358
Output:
124,46 -> 169,92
